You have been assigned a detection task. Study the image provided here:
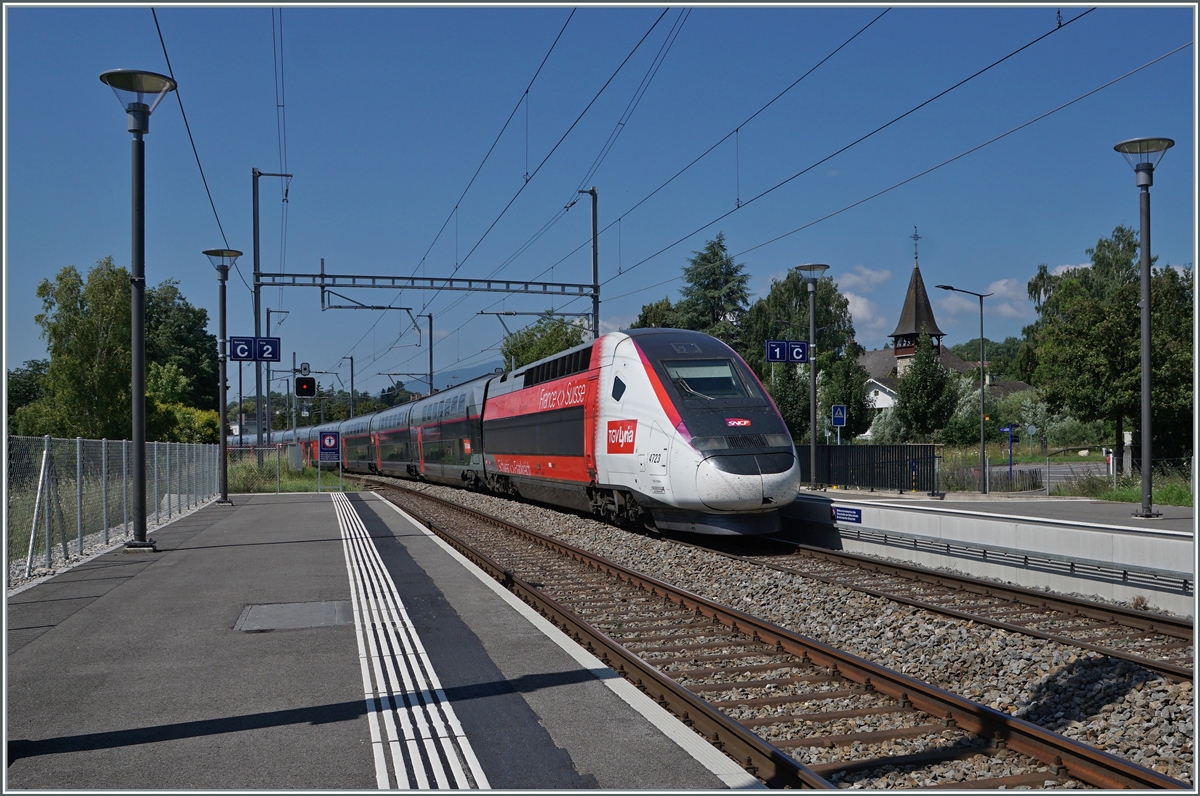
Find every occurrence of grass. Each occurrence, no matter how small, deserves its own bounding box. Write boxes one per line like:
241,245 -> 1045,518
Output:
226,460 -> 361,494
1052,469 -> 1194,507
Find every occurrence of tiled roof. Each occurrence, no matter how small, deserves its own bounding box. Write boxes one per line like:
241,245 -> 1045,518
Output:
890,263 -> 945,339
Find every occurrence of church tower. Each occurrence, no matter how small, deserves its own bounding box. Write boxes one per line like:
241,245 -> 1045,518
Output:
889,227 -> 945,374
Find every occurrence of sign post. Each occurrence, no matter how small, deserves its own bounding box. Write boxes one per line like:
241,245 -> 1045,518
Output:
831,404 -> 846,445
319,431 -> 340,493
999,425 -> 1014,480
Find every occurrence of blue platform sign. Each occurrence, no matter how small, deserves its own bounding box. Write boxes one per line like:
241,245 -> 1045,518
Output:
229,336 -> 255,361
765,340 -> 787,363
788,341 -> 809,363
319,431 -> 341,462
833,506 -> 862,524
831,404 -> 846,427
256,336 -> 282,362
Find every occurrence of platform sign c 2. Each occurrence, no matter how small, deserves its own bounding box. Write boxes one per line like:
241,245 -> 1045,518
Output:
319,431 -> 341,462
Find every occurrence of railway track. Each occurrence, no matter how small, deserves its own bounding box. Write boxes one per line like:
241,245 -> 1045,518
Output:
361,479 -> 1187,789
697,537 -> 1194,684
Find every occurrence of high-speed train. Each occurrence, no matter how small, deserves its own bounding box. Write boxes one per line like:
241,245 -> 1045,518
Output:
243,329 -> 802,535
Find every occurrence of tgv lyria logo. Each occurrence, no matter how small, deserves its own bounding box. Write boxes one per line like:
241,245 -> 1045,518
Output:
606,420 -> 637,454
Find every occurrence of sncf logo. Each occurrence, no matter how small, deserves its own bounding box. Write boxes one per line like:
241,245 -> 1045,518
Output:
606,420 -> 637,454
725,418 -> 752,427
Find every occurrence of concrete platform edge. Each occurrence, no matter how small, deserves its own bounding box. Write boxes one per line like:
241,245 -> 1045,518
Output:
370,493 -> 764,790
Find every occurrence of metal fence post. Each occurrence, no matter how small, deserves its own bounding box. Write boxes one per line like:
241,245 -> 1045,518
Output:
167,442 -> 173,520
123,439 -> 129,537
153,442 -> 159,525
103,439 -> 109,544
277,447 -> 281,494
76,437 -> 83,555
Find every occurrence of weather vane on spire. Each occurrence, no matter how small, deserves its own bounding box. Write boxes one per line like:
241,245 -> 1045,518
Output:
912,226 -> 921,264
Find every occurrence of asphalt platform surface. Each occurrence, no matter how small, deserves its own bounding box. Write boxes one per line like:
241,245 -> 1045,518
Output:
5,492 -> 747,791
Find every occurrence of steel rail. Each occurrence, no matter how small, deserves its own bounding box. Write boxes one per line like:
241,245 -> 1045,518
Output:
367,480 -> 1189,790
739,540 -> 1193,683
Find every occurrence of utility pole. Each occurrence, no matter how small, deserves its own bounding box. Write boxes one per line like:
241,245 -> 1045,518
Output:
252,168 -> 291,447
579,187 -> 600,339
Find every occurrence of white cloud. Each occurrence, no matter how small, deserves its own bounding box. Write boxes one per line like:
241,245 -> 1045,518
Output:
985,277 -> 1026,302
935,292 -> 979,317
844,292 -> 891,337
1053,262 -> 1090,276
601,313 -> 639,334
835,265 -> 892,294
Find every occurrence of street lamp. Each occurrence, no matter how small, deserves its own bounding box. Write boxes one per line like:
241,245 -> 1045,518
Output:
935,285 -> 993,494
1114,136 -> 1173,518
794,263 -> 829,490
100,69 -> 177,550
204,249 -> 242,506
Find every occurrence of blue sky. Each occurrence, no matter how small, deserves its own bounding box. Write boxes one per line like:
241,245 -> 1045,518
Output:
4,4 -> 1195,399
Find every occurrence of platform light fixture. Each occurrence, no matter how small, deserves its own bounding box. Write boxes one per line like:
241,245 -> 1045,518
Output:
794,263 -> 829,490
100,69 -> 177,550
204,249 -> 242,506
935,284 -> 992,494
1114,136 -> 1173,518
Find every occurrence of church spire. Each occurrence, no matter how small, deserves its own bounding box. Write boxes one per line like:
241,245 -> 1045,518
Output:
890,226 -> 944,369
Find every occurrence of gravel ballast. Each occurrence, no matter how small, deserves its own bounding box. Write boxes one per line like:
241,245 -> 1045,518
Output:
395,481 -> 1194,786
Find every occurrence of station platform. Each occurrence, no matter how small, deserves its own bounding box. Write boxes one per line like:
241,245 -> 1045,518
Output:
6,492 -> 758,790
783,490 -> 1195,617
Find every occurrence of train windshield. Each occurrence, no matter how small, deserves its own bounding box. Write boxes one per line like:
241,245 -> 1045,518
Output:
662,359 -> 755,400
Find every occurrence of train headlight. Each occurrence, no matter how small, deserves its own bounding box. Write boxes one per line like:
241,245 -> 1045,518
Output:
764,433 -> 791,448
690,436 -> 730,451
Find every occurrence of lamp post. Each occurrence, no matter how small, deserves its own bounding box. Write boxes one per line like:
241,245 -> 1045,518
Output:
794,264 -> 829,490
1114,136 -> 1173,518
343,356 -> 355,417
204,249 -> 242,505
99,69 -> 176,550
935,285 -> 993,494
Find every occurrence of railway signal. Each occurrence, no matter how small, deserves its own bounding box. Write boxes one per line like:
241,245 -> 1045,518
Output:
295,377 -> 316,397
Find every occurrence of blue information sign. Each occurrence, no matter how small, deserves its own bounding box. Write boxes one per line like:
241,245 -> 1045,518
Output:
319,431 -> 341,462
256,337 -> 282,362
766,340 -> 809,363
229,337 -> 255,361
831,404 -> 846,427
833,506 -> 862,524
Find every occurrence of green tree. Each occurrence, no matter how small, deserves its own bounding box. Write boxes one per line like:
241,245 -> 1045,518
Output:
14,257 -> 131,438
673,233 -> 750,346
739,270 -> 857,379
818,348 -> 872,440
894,333 -> 959,441
500,316 -> 588,370
146,279 -> 218,411
1027,226 -> 1191,464
629,296 -> 677,329
6,359 -> 48,417
766,362 -> 808,443
948,336 -> 1024,382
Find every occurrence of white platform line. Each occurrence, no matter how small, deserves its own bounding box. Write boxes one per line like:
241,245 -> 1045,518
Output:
371,493 -> 765,790
334,492 -> 490,789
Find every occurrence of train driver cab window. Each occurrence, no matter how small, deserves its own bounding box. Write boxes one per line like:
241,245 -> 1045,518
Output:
662,360 -> 755,400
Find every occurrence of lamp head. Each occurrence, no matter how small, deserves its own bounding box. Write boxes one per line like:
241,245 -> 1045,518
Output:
100,69 -> 176,134
1115,137 -> 1173,187
794,263 -> 830,282
203,249 -> 242,270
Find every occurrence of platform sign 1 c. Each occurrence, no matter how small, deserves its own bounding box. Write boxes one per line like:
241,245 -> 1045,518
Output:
319,431 -> 340,462
766,340 -> 808,363
787,341 -> 809,363
765,340 -> 788,363
831,404 -> 846,427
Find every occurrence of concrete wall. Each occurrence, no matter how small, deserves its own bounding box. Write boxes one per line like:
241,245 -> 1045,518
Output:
830,499 -> 1195,617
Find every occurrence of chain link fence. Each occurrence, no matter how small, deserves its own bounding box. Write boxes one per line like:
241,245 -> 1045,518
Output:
7,435 -> 219,586
227,446 -> 285,494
